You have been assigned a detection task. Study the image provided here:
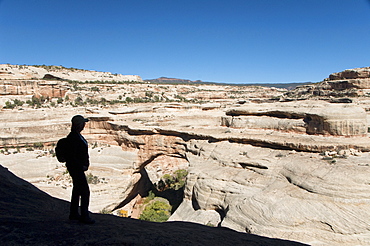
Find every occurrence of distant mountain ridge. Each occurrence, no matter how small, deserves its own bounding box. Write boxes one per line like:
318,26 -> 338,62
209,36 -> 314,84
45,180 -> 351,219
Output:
144,77 -> 198,84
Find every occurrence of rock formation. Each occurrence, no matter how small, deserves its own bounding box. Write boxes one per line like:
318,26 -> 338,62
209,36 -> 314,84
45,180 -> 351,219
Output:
85,108 -> 370,245
224,101 -> 368,136
283,67 -> 370,100
0,80 -> 68,99
329,67 -> 370,80
0,64 -> 142,82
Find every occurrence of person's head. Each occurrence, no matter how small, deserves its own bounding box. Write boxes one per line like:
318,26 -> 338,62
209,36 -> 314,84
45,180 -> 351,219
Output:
71,115 -> 89,133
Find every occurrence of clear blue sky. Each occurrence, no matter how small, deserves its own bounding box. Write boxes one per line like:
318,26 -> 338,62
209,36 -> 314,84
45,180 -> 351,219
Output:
1,0 -> 369,83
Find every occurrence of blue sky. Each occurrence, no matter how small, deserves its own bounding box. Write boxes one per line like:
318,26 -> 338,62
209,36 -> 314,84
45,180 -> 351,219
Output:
0,0 -> 369,83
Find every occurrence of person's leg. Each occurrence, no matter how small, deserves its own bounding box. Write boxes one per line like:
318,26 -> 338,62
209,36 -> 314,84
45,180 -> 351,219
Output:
79,174 -> 90,219
69,186 -> 80,219
68,168 -> 84,220
69,168 -> 94,223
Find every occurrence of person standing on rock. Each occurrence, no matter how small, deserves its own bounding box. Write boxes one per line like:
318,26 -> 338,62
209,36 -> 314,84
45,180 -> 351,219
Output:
65,115 -> 95,224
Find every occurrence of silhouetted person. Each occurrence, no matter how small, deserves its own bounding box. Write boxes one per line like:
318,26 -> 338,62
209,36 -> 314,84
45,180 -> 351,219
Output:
65,115 -> 95,224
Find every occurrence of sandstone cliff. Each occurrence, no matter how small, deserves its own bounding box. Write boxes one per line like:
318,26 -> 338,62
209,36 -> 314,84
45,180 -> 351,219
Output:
225,101 -> 368,136
282,67 -> 370,100
0,64 -> 143,101
0,64 -> 143,82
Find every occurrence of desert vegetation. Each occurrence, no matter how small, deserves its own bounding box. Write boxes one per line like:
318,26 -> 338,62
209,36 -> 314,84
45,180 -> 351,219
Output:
156,169 -> 188,191
139,191 -> 172,222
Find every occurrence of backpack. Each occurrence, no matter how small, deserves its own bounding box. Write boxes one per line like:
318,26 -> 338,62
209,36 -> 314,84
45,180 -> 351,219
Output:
55,138 -> 69,163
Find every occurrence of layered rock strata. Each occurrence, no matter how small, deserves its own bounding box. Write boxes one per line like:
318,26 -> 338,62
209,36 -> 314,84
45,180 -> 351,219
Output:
170,140 -> 370,245
0,64 -> 142,82
224,101 -> 368,136
0,80 -> 68,98
283,67 -> 370,100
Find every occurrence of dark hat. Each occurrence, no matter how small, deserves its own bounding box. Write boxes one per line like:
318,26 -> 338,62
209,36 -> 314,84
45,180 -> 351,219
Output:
71,115 -> 89,125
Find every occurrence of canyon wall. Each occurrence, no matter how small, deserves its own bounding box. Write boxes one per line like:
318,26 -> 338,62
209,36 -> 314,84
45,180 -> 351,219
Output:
0,64 -> 142,82
0,80 -> 68,99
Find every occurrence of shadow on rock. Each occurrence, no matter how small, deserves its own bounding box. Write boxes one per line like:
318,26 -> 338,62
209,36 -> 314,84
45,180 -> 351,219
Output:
0,165 -> 307,246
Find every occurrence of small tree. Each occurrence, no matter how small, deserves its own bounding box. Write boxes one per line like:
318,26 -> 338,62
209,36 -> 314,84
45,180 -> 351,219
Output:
139,201 -> 172,222
157,169 -> 188,191
26,96 -> 42,108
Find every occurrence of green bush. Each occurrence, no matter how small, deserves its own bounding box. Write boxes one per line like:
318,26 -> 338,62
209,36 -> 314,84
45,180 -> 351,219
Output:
145,91 -> 154,97
174,169 -> 188,180
26,96 -> 42,108
33,142 -> 44,149
4,99 -> 25,109
125,97 -> 133,103
157,169 -> 188,191
74,97 -> 84,106
14,99 -> 24,106
4,101 -> 15,109
86,173 -> 100,184
139,200 -> 172,222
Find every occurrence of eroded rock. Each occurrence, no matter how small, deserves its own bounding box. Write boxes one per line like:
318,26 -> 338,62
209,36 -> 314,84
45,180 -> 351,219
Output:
225,101 -> 368,136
